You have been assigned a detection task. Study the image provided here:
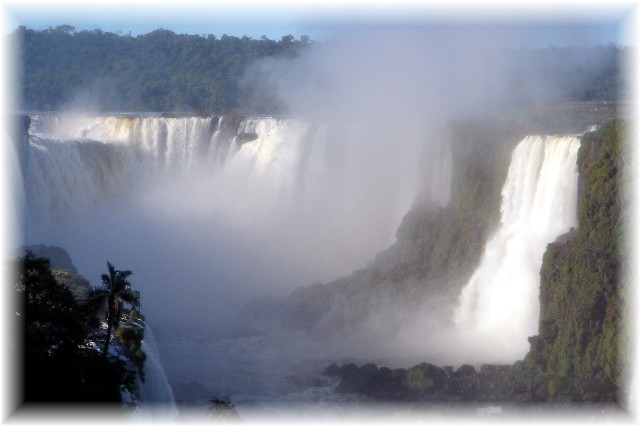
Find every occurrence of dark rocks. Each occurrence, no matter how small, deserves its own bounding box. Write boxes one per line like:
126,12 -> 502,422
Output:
323,363 -> 342,377
327,361 -> 522,403
235,132 -> 259,146
443,366 -> 454,378
336,363 -> 379,394
18,114 -> 31,134
366,367 -> 409,400
453,364 -> 476,378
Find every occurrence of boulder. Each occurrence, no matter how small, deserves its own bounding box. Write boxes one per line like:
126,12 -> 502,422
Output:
323,363 -> 342,377
336,363 -> 379,394
454,364 -> 477,378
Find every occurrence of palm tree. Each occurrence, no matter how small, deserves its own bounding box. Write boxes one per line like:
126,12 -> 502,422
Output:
90,262 -> 140,356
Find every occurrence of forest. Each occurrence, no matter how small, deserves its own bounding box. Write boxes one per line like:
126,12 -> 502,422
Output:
8,23 -> 632,417
9,25 -> 630,114
10,25 -> 310,113
12,250 -> 145,404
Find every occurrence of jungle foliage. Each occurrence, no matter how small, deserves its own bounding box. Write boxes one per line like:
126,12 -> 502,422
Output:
10,25 -> 310,113
518,120 -> 627,402
12,252 -> 138,402
9,25 -> 629,114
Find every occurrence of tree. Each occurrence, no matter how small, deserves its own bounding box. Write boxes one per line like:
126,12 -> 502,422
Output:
15,252 -> 89,400
13,252 -> 136,402
90,262 -> 140,356
55,24 -> 75,34
11,26 -> 314,112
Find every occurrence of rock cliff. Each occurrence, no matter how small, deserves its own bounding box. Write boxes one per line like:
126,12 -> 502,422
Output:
327,120 -> 628,405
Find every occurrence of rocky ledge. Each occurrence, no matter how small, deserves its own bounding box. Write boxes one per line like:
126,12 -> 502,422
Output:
324,361 -> 535,403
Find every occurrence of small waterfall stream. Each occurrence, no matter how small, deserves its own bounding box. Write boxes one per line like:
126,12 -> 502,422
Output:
133,324 -> 179,420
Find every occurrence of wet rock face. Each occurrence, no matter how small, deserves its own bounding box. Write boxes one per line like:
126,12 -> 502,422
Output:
327,362 -> 519,403
235,132 -> 259,146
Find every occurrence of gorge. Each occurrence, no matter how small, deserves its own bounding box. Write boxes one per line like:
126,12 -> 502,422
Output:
8,18 -> 632,421
12,109 -> 628,418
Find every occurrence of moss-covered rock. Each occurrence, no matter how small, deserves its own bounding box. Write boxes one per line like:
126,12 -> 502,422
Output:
51,269 -> 92,300
520,119 -> 627,403
281,119 -> 524,332
330,361 -> 517,402
327,119 -> 628,406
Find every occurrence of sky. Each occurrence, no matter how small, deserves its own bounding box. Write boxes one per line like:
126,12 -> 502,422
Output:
0,0 -> 637,46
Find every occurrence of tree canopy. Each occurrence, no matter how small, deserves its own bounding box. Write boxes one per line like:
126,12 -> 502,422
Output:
10,25 -> 311,114
90,262 -> 140,356
12,252 -> 138,403
9,25 -> 629,114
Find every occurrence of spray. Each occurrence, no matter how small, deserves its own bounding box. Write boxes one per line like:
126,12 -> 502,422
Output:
454,135 -> 580,359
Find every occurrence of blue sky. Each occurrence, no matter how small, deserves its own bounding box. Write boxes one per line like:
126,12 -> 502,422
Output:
2,1 -> 316,39
1,0 -> 637,46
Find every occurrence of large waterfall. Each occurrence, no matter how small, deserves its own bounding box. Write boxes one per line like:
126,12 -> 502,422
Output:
454,135 -> 580,360
19,113 -> 451,335
24,115 -> 260,230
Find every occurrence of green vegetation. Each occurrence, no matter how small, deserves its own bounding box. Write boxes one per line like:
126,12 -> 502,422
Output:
383,113 -> 627,300
10,26 -> 630,114
517,120 -> 627,402
507,45 -> 630,103
12,252 -> 138,402
10,25 -> 311,113
378,119 -> 523,293
51,268 -> 92,299
325,119 -> 627,405
284,119 -> 525,330
390,119 -> 628,403
90,262 -> 141,357
116,325 -> 146,380
130,308 -> 145,321
406,363 -> 440,392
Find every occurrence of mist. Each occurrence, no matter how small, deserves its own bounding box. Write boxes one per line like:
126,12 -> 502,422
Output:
219,24 -> 597,357
16,21 -> 626,405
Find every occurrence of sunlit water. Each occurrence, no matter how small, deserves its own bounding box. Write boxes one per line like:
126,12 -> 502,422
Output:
454,135 -> 580,359
17,114 -> 585,418
17,113 -> 451,416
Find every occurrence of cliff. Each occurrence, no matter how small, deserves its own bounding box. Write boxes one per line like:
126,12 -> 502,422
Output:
280,114 -> 618,335
20,244 -> 93,300
280,119 -> 524,332
519,119 -> 628,402
327,120 -> 628,406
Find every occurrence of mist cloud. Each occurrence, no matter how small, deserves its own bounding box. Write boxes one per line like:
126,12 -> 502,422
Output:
20,21 -> 627,397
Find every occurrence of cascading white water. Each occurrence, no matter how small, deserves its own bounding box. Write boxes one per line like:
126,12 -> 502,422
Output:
23,115 -> 303,236
21,114 -> 448,287
18,112 -> 453,410
453,135 -> 580,360
19,115 -> 455,364
134,324 -> 180,420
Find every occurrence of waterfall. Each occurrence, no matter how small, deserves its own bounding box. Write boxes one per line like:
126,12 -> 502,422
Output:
23,114 -> 272,235
21,114 -> 445,289
453,135 -> 580,359
23,115 -> 328,229
134,324 -> 179,420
